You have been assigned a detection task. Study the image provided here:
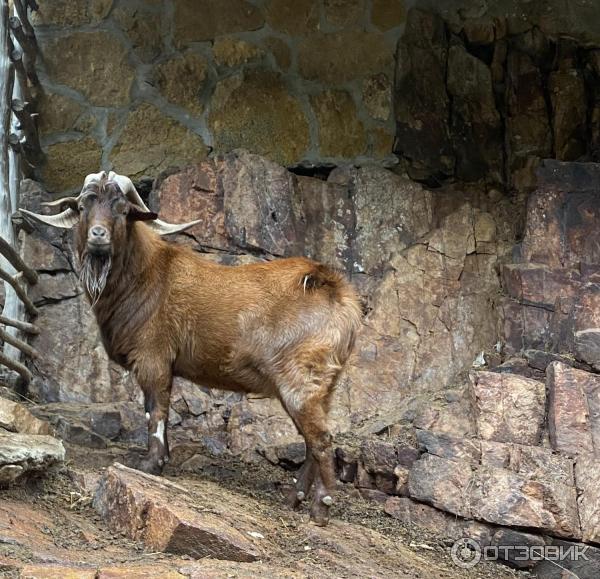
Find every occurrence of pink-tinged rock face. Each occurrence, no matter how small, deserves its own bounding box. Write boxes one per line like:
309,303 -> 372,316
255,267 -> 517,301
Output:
469,371 -> 546,445
522,161 -> 600,269
575,453 -> 600,543
93,463 -> 262,562
408,449 -> 581,539
0,398 -> 51,436
547,361 -> 600,456
501,263 -> 579,309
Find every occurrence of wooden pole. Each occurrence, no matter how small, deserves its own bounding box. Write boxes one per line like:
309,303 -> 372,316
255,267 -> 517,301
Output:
0,0 -> 24,367
0,268 -> 37,316
8,16 -> 37,86
11,98 -> 41,163
12,0 -> 33,43
0,348 -> 31,383
0,325 -> 37,358
0,0 -> 41,382
0,235 -> 37,283
9,47 -> 32,106
6,24 -> 27,363
0,314 -> 38,333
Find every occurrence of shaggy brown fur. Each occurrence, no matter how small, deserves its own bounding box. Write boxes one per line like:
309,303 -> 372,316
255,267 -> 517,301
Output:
72,177 -> 362,525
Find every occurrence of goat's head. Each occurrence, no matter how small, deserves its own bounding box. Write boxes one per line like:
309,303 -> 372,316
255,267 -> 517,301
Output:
21,171 -> 199,302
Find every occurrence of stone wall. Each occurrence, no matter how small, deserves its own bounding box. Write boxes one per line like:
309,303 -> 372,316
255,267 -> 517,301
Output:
33,0 -> 409,193
397,0 -> 600,189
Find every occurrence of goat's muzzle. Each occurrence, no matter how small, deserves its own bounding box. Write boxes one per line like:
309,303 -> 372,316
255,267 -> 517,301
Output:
87,225 -> 111,256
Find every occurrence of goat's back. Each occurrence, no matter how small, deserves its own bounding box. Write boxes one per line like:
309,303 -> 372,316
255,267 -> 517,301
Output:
164,250 -> 362,393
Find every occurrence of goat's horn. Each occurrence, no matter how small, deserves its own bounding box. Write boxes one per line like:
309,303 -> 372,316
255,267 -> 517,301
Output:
41,196 -> 79,209
20,207 -> 79,229
109,172 -> 200,236
19,171 -> 110,230
151,218 -> 201,235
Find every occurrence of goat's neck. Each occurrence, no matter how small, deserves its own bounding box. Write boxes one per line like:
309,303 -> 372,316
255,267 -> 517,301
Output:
112,222 -> 161,284
91,223 -> 166,361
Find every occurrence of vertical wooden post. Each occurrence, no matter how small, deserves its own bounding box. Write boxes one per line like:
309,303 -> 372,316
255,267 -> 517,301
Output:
0,0 -> 21,364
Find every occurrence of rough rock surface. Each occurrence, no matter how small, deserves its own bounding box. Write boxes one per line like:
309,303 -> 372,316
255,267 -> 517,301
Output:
469,371 -> 545,445
311,90 -> 366,158
30,293 -> 134,404
0,397 -> 51,435
394,9 -> 454,181
172,0 -> 264,46
35,0 -> 398,181
297,31 -> 393,85
153,53 -> 208,116
547,361 -> 600,455
94,464 -> 262,562
575,453 -> 600,543
32,0 -> 112,26
110,104 -> 208,179
42,138 -> 103,193
395,5 -> 600,186
0,433 -> 65,484
40,31 -> 135,107
502,161 -> 600,357
209,72 -> 310,166
408,451 -> 580,539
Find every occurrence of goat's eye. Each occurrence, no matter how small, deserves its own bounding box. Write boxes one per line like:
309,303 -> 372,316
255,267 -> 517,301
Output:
79,193 -> 97,211
112,199 -> 128,215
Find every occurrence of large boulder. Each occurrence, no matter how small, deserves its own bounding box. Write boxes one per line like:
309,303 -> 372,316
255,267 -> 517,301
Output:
94,464 -> 263,561
409,430 -> 583,540
0,398 -> 51,435
409,452 -> 580,539
575,453 -> 600,543
547,361 -> 600,456
0,433 -> 65,484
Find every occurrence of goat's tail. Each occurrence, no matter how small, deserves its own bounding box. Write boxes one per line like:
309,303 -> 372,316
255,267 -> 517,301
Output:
300,263 -> 345,296
300,262 -> 363,350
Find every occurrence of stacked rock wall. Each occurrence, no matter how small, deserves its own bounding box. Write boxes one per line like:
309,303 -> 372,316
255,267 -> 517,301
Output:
33,0 -> 409,193
344,160 -> 600,575
397,1 -> 600,190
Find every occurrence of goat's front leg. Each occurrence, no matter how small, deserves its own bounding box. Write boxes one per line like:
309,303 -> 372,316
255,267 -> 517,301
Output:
136,366 -> 173,475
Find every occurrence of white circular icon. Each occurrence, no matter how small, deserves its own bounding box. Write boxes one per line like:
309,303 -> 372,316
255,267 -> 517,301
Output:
451,538 -> 482,568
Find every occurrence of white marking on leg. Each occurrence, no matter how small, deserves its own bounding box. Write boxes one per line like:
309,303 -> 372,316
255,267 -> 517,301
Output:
145,412 -> 150,421
152,419 -> 165,445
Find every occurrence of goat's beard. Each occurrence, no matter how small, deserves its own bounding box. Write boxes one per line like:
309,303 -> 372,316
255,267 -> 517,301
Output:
79,253 -> 112,306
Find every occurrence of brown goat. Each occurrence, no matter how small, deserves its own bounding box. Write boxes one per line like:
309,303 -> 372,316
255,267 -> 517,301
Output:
22,171 -> 362,525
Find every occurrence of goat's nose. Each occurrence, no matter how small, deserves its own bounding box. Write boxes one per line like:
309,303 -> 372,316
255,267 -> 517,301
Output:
90,225 -> 108,241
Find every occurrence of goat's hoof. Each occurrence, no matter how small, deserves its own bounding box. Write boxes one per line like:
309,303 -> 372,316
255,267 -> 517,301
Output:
286,486 -> 304,509
309,501 -> 330,527
137,456 -> 164,476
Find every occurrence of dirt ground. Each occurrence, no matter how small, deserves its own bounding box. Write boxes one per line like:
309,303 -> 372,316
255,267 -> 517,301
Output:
0,437 -> 531,579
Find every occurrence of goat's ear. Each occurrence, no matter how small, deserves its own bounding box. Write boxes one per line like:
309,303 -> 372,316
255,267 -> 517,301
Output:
127,203 -> 158,222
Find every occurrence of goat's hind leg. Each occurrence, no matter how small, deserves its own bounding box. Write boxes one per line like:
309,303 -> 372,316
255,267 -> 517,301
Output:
287,451 -> 316,509
302,404 -> 337,526
279,369 -> 338,526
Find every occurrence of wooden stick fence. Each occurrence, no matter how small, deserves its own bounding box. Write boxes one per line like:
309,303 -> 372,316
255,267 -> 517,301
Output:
0,0 -> 41,385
